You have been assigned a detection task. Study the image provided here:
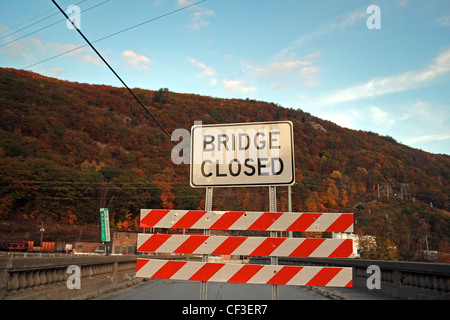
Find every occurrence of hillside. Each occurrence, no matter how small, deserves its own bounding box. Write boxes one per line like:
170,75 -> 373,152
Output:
0,67 -> 449,261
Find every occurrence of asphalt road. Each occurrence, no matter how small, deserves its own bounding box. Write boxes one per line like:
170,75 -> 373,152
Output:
98,279 -> 330,300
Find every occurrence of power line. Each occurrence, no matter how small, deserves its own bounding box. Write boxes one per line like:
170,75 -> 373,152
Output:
50,0 -> 177,143
0,0 -> 110,49
0,0 -> 73,36
0,0 -> 86,41
22,0 -> 208,70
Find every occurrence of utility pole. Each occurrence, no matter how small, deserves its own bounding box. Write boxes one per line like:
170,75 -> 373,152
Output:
39,223 -> 45,257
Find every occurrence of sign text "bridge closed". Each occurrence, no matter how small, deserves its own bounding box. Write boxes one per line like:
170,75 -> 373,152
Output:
190,121 -> 295,188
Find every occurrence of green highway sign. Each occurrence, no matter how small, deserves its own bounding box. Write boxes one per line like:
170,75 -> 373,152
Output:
100,208 -> 110,242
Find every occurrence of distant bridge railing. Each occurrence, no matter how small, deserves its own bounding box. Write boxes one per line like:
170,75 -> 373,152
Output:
0,253 -> 195,300
250,257 -> 450,300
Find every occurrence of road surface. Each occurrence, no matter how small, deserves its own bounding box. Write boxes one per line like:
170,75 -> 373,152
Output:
97,279 -> 393,300
99,279 -> 327,300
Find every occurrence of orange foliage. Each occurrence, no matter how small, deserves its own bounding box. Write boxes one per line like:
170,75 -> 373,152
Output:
0,67 -> 449,262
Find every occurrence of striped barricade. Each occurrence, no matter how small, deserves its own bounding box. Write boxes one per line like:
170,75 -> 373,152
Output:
136,259 -> 352,287
136,209 -> 354,288
137,234 -> 353,258
139,209 -> 353,232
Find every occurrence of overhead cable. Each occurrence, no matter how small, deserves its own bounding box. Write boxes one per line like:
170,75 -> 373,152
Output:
50,0 -> 185,142
0,0 -> 86,41
22,0 -> 208,70
0,0 -> 110,48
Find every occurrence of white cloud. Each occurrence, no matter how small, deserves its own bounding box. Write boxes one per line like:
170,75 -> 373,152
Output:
395,100 -> 450,153
222,79 -> 256,93
190,8 -> 214,29
0,24 -> 86,68
308,99 -> 449,154
316,111 -> 360,129
120,50 -> 153,70
46,42 -> 85,56
187,58 -> 254,91
263,59 -> 310,73
252,57 -> 312,78
187,57 -> 217,86
278,8 -> 366,56
187,57 -> 215,77
401,99 -> 449,131
246,51 -> 322,88
1,22 -> 111,70
405,133 -> 450,144
437,15 -> 450,26
370,106 -> 395,127
298,66 -> 322,87
181,4 -> 215,30
400,100 -> 447,126
317,49 -> 450,106
82,54 -> 103,65
395,0 -> 410,7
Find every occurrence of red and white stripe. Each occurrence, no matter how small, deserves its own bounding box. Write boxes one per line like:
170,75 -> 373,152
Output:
137,234 -> 354,258
136,259 -> 353,287
140,210 -> 353,232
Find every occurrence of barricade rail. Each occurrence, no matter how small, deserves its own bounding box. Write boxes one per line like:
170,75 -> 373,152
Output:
136,209 -> 355,299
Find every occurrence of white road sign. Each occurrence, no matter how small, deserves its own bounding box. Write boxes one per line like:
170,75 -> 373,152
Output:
190,121 -> 295,187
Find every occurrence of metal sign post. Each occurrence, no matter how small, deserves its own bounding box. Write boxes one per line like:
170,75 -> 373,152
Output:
288,185 -> 293,238
269,186 -> 279,300
200,187 -> 213,300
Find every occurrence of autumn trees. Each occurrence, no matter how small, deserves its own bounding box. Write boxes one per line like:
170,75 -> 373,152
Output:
0,67 -> 449,261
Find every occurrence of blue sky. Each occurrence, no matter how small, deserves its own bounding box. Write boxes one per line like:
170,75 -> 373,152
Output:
1,0 -> 449,155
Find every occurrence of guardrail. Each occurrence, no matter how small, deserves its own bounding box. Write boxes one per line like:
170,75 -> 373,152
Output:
0,253 -> 196,300
250,257 -> 450,300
